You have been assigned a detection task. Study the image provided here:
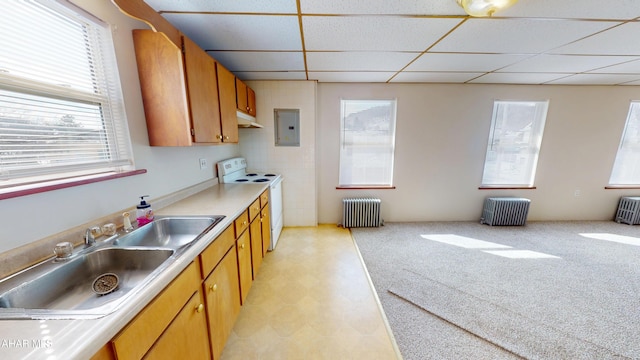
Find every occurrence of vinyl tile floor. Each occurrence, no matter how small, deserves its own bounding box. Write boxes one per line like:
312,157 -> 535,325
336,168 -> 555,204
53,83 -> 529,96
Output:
220,225 -> 401,360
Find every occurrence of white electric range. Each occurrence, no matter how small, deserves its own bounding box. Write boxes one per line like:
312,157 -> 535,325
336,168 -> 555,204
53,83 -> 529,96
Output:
217,157 -> 283,250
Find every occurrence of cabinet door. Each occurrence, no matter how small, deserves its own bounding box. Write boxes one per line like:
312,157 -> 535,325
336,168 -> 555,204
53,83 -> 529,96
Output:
235,78 -> 248,114
249,217 -> 263,278
260,206 -> 271,256
132,30 -> 191,146
216,63 -> 239,143
183,36 -> 222,144
247,86 -> 256,116
204,246 -> 241,359
236,230 -> 252,304
143,290 -> 211,359
112,262 -> 201,360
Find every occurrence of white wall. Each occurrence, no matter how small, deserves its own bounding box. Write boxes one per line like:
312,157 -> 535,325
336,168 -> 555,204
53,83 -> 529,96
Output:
317,83 -> 640,224
240,81 -> 318,227
0,0 -> 240,254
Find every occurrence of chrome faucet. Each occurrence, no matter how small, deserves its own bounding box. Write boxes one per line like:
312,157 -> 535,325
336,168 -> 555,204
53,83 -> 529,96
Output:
84,228 -> 96,247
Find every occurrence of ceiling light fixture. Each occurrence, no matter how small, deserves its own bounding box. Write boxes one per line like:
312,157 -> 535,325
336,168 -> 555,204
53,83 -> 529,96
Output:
456,0 -> 518,17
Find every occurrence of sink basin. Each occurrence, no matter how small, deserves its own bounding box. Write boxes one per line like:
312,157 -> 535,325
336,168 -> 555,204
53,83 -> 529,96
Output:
0,248 -> 174,319
0,215 -> 225,319
115,216 -> 224,249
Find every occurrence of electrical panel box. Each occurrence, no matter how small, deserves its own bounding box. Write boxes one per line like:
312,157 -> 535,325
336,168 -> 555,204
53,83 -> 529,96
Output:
274,109 -> 300,147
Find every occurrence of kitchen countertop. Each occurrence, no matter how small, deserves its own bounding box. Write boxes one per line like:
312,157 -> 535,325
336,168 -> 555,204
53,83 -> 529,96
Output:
0,182 -> 268,360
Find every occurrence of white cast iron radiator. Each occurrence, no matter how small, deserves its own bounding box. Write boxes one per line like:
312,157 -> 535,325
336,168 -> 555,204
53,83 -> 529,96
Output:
480,197 -> 530,226
342,198 -> 382,228
615,196 -> 640,225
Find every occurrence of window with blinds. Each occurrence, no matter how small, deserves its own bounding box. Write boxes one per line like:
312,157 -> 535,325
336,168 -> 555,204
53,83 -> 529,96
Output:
339,99 -> 397,187
0,0 -> 133,190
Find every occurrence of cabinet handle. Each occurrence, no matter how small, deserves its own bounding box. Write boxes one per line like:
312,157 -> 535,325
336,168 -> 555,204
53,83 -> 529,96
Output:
224,135 -> 230,140
243,220 -> 247,226
195,304 -> 204,313
216,134 -> 222,140
240,243 -> 245,249
209,283 -> 218,292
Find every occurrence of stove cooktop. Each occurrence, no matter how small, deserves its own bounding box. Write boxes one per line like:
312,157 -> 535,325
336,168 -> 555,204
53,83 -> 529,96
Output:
233,173 -> 278,183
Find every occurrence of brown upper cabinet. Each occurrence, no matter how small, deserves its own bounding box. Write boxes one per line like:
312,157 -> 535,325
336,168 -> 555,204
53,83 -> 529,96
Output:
236,78 -> 257,117
217,63 -> 240,142
132,30 -> 237,146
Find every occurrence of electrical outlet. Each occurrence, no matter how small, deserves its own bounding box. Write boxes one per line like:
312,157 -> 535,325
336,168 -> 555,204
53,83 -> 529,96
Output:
199,158 -> 207,170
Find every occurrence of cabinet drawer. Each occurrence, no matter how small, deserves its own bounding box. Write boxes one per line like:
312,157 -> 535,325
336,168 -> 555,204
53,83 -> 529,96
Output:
234,210 -> 249,238
199,224 -> 235,278
112,261 -> 200,360
260,190 -> 269,208
248,198 -> 261,221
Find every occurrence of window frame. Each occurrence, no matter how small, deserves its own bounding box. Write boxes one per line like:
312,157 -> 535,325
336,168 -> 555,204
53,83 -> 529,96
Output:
0,0 -> 136,198
337,99 -> 397,189
479,100 -> 549,189
608,101 -> 640,187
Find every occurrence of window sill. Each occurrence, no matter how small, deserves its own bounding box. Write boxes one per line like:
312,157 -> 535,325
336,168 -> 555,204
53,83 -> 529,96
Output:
336,186 -> 396,190
478,186 -> 537,190
605,186 -> 640,189
0,169 -> 147,200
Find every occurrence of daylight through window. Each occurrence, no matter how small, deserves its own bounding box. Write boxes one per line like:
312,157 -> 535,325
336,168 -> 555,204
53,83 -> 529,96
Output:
0,0 -> 133,190
609,101 -> 640,185
339,99 -> 397,187
481,100 -> 549,187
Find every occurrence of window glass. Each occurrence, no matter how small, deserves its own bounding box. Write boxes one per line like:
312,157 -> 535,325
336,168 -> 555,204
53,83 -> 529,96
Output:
609,102 -> 640,185
481,100 -> 549,187
0,0 -> 133,190
339,99 -> 397,187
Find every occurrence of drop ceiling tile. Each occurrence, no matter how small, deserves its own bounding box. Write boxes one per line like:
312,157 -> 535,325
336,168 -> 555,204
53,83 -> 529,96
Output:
299,0 -> 464,15
146,0 -> 297,13
303,16 -> 463,51
498,0 -> 640,20
469,72 -> 569,84
589,58 -> 640,73
499,54 -> 638,73
207,51 -> 305,72
390,72 -> 484,83
550,22 -> 640,56
546,73 -> 640,85
234,71 -> 308,81
432,18 -> 615,54
406,53 -> 529,72
306,52 -> 417,72
307,72 -> 396,82
163,14 -> 301,51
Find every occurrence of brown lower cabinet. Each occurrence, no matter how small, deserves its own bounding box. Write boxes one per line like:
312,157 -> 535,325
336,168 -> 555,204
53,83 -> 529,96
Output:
93,194 -> 268,359
144,290 -> 210,359
111,261 -> 207,360
203,244 -> 241,359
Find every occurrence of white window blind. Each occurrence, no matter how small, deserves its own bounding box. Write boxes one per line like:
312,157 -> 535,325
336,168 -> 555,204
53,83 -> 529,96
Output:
0,0 -> 133,188
481,100 -> 548,187
339,99 -> 397,187
609,101 -> 640,185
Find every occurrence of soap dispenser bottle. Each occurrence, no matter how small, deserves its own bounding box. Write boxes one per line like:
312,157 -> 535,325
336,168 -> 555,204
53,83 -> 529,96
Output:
136,195 -> 154,227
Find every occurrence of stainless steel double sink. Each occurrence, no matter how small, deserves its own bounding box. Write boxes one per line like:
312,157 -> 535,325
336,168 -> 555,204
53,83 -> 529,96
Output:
0,216 -> 224,320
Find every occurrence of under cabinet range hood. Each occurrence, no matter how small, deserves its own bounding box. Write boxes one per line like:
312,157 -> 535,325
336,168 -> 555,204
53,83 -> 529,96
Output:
236,111 -> 263,128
